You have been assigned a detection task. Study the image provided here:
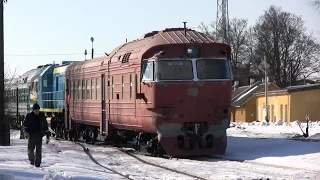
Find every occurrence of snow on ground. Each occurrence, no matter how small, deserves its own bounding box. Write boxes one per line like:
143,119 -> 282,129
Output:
0,130 -> 126,180
0,120 -> 320,180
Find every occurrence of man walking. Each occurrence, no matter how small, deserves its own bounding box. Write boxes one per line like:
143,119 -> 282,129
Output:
24,103 -> 50,167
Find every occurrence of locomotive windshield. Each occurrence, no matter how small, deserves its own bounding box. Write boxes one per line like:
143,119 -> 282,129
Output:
196,59 -> 231,80
141,59 -> 231,81
155,60 -> 193,81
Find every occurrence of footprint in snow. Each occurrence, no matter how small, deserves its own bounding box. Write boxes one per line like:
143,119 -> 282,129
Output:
107,162 -> 121,166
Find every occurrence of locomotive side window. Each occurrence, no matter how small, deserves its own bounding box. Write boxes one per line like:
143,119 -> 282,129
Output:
122,75 -> 124,99
82,80 -> 86,100
70,81 -> 73,100
95,78 -> 98,100
78,80 -> 81,100
155,60 -> 193,81
72,81 -> 74,100
142,61 -> 154,81
86,79 -> 90,100
97,78 -> 101,100
129,74 -> 132,99
111,76 -> 114,99
91,79 -> 96,100
196,59 -> 231,80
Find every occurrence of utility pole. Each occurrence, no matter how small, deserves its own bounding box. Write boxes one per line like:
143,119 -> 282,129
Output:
264,56 -> 269,123
0,0 -> 10,146
216,0 -> 230,43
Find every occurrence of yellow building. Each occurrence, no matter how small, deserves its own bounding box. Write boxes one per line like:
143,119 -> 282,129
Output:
255,84 -> 320,122
231,81 -> 279,122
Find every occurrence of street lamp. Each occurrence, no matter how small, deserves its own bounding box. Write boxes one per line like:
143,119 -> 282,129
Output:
84,49 -> 87,61
90,37 -> 94,59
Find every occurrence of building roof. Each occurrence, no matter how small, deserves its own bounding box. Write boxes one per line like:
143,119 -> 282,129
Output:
232,85 -> 249,99
254,83 -> 320,96
232,81 -> 276,107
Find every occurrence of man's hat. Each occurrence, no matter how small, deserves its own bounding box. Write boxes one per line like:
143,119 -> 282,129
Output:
33,103 -> 40,110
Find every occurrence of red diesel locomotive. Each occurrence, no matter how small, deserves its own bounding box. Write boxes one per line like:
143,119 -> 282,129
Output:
64,27 -> 233,157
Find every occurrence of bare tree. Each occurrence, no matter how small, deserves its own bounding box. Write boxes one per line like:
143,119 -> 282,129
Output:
309,0 -> 320,11
253,5 -> 320,87
199,18 -> 253,79
4,61 -> 18,116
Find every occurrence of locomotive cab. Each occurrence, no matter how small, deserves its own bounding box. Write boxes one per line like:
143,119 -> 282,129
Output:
138,46 -> 233,156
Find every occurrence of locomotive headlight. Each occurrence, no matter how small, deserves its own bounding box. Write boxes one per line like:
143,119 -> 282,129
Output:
186,45 -> 201,58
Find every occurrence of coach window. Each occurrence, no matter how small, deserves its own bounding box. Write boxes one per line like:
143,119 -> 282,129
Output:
86,79 -> 90,100
142,61 -> 154,81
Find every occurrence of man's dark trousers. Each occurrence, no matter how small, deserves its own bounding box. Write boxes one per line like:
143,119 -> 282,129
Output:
28,133 -> 43,165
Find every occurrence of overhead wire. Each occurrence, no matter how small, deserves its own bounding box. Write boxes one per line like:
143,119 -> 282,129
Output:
4,53 -> 105,57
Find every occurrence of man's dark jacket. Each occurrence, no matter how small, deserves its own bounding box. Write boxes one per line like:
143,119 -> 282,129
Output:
24,112 -> 49,137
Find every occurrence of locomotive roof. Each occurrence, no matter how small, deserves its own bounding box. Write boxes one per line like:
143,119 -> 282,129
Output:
107,27 -> 216,57
66,28 -> 226,72
18,66 -> 48,84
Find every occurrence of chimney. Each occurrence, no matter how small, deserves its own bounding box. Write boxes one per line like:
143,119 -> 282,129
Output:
233,80 -> 239,91
250,78 -> 255,86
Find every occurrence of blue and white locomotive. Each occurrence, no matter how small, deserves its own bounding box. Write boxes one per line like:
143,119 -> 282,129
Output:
5,61 -> 76,131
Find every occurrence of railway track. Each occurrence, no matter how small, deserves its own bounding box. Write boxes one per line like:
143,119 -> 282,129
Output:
74,141 -> 135,180
55,137 -> 206,180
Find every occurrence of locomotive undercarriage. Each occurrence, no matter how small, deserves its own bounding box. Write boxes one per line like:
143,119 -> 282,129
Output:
51,117 -> 166,157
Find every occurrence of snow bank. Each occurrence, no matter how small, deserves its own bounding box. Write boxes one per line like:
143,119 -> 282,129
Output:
43,174 -> 63,180
231,120 -> 320,128
0,172 -> 14,180
307,133 -> 320,140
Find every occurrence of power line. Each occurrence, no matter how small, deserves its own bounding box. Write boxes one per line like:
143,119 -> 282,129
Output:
4,53 -> 105,57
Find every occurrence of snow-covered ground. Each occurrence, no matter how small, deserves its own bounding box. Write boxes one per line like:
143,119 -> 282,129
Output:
0,120 -> 320,180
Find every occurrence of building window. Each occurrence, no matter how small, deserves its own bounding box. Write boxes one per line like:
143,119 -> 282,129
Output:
111,76 -> 114,99
285,104 -> 288,122
271,105 -> 274,122
280,104 -> 283,121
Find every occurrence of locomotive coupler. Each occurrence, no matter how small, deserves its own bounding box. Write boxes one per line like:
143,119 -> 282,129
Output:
181,122 -> 209,150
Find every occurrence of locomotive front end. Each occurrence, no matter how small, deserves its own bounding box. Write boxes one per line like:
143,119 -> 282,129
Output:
140,45 -> 233,157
